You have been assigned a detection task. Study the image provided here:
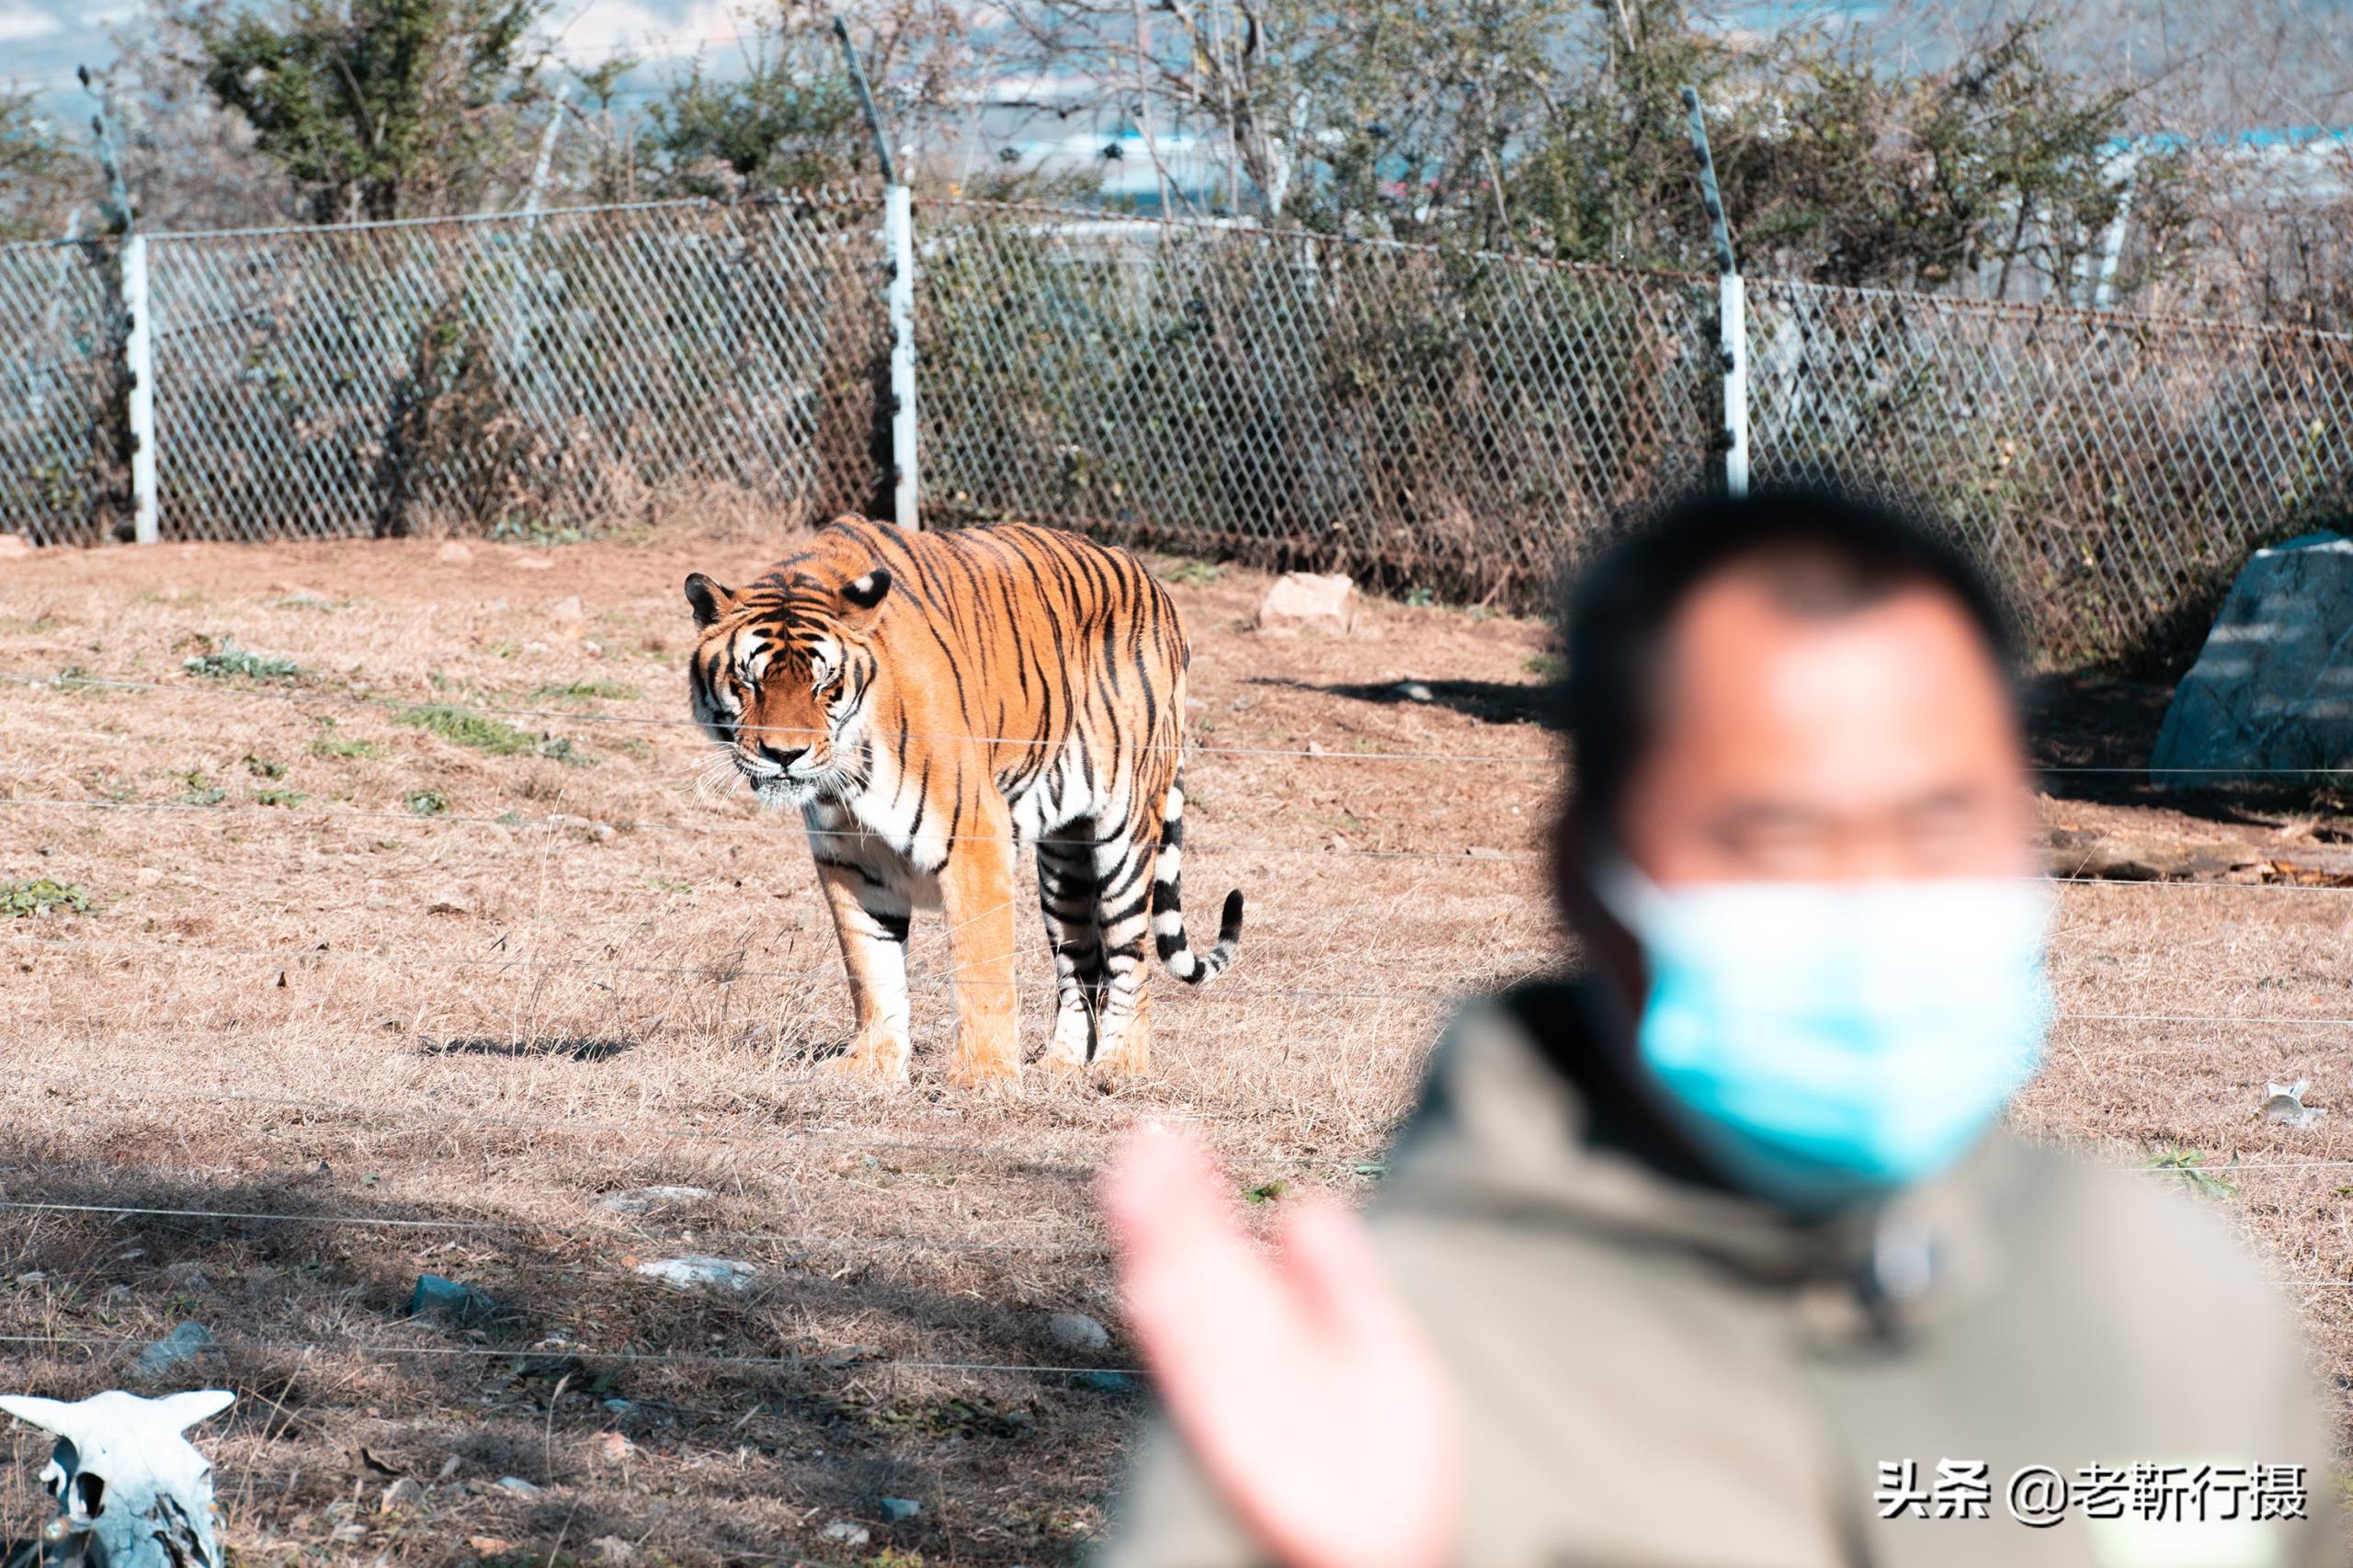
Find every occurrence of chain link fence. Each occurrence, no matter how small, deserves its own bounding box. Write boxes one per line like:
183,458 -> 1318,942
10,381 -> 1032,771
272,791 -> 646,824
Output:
0,238 -> 123,548
1745,280 -> 2353,665
145,197 -> 884,543
915,203 -> 1716,602
5,195 -> 2352,667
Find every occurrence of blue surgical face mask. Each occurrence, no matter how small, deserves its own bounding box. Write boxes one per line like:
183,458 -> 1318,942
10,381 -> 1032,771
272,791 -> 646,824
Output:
1592,859 -> 2053,1214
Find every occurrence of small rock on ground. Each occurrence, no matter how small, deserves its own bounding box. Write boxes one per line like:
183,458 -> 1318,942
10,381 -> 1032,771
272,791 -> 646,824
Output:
1256,572 -> 1358,635
1046,1311 -> 1111,1353
599,1186 -> 712,1215
633,1256 -> 756,1292
406,1273 -> 501,1325
820,1520 -> 871,1547
132,1321 -> 218,1378
879,1497 -> 923,1522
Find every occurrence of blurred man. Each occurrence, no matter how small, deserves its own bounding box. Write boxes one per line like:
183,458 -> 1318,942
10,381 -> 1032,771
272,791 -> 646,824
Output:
1095,489 -> 2334,1568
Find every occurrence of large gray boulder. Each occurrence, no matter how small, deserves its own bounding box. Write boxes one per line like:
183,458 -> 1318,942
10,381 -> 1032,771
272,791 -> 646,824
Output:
2152,532 -> 2353,787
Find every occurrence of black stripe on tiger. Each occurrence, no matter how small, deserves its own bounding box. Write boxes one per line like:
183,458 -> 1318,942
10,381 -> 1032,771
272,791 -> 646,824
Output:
1151,770 -> 1244,984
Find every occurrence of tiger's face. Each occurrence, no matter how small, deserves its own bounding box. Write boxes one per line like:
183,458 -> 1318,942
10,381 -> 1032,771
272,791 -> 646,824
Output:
684,566 -> 892,808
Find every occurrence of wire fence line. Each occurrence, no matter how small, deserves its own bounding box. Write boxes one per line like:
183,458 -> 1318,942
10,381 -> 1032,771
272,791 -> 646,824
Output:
0,1332 -> 1143,1381
4,197 -> 2350,666
0,669 -> 1562,763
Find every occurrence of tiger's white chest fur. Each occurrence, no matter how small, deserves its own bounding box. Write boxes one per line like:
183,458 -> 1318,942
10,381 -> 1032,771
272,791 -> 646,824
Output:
803,731 -> 1122,887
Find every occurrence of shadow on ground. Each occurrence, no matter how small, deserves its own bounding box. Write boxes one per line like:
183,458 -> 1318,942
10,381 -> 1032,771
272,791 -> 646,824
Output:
0,1145 -> 1134,1565
1251,675 -> 1561,731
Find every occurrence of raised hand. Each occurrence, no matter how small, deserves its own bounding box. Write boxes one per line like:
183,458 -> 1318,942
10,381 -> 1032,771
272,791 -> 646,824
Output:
1101,1126 -> 1460,1568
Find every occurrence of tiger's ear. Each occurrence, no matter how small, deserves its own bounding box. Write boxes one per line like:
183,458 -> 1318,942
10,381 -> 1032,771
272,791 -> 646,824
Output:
684,573 -> 736,628
840,567 -> 892,619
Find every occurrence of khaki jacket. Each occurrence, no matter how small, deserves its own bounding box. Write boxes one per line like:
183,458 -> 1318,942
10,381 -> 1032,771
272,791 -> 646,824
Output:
1097,982 -> 2337,1568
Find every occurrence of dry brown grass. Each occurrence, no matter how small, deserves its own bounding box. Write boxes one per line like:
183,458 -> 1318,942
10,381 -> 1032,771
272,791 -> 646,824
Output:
3,528 -> 2351,1563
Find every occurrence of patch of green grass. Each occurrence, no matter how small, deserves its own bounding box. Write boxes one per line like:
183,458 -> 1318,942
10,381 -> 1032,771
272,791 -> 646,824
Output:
1,879 -> 91,918
182,639 -> 302,683
2148,1146 -> 2237,1200
1243,1179 -> 1290,1205
488,516 -> 584,548
309,736 -> 378,759
173,771 -> 226,807
404,790 -> 450,817
243,754 -> 287,779
864,1394 -> 1033,1440
253,788 -> 306,807
1403,586 -> 1436,608
530,679 -> 643,703
1165,559 -> 1226,587
395,704 -> 584,764
1522,653 -> 1567,682
644,875 -> 692,895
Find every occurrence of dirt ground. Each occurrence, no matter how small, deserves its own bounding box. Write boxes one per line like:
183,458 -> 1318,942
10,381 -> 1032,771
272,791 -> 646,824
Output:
1,527 -> 2351,1565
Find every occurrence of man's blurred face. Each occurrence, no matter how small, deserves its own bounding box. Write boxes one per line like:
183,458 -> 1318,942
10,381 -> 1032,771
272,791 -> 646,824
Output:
1614,570 -> 2037,889
1578,564 -> 2052,1210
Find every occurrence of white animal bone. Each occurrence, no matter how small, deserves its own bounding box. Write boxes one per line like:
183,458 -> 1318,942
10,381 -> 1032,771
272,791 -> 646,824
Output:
0,1388 -> 234,1567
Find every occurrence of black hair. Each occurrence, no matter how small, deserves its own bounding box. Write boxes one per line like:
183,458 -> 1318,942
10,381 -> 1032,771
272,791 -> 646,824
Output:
1558,483 -> 2018,835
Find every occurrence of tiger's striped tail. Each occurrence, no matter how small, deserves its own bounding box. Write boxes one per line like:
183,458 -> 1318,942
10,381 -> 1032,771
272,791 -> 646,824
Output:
1152,771 -> 1244,984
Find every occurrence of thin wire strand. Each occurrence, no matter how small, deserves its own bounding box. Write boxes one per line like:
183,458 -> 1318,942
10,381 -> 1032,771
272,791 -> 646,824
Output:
0,1331 -> 1142,1378
0,932 -> 1471,1002
14,930 -> 2352,1024
12,792 -> 2353,887
0,794 -> 1551,862
0,1072 -> 1364,1165
0,1199 -> 1114,1256
0,670 -> 1557,765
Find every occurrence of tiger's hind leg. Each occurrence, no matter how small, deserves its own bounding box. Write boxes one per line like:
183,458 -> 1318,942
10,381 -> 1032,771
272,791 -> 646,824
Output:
1035,829 -> 1108,1072
1086,820 -> 1161,1077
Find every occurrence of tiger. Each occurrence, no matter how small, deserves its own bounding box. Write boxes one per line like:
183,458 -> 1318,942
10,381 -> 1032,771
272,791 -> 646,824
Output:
685,516 -> 1244,1088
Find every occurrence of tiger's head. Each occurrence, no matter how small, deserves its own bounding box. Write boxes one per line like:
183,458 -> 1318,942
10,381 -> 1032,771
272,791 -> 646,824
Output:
683,562 -> 893,808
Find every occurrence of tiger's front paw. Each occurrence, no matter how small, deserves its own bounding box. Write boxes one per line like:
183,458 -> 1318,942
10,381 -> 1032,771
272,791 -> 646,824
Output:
824,1032 -> 911,1087
949,1025 -> 1023,1093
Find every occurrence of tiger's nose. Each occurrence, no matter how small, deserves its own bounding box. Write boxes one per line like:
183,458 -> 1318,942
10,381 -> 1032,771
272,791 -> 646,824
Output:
757,744 -> 808,772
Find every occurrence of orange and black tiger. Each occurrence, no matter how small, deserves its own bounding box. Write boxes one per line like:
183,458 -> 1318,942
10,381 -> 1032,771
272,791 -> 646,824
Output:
684,517 -> 1244,1087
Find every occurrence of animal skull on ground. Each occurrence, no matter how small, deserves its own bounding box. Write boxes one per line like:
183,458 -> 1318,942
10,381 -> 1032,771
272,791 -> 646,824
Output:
0,1389 -> 234,1567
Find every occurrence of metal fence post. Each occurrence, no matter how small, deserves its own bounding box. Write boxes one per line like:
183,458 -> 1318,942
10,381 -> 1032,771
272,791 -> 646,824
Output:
835,16 -> 920,529
1680,85 -> 1747,497
884,182 -> 919,530
85,67 -> 158,542
121,233 -> 158,543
